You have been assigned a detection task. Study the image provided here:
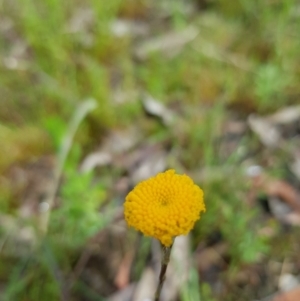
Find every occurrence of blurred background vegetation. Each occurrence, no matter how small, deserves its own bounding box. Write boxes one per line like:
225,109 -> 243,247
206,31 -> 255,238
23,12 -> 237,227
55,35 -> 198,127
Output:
1,0 -> 300,300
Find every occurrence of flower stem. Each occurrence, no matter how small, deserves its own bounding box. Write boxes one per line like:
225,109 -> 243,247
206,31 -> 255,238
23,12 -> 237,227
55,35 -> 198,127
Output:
154,243 -> 173,301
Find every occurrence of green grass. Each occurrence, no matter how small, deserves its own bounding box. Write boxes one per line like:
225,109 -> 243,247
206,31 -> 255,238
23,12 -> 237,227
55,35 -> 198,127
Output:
1,0 -> 300,300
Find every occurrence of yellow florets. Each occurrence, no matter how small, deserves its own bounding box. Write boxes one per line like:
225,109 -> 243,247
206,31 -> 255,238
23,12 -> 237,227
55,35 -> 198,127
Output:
124,169 -> 205,246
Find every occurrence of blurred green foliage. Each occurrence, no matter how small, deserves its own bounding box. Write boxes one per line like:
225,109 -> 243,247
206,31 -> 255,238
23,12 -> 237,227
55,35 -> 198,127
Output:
1,0 -> 300,300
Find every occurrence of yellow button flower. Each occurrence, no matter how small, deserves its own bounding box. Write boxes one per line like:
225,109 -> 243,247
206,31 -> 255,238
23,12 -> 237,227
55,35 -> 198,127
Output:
124,169 -> 205,246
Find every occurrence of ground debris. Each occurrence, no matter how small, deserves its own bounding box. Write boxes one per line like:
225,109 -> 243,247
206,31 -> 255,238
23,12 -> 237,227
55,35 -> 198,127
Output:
134,26 -> 199,60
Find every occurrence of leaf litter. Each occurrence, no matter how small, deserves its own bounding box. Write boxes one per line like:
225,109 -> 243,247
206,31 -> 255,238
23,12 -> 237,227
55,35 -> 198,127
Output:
2,2 -> 300,301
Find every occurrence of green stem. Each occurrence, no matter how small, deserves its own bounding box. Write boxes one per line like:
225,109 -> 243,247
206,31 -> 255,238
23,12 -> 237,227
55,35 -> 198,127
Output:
154,243 -> 173,301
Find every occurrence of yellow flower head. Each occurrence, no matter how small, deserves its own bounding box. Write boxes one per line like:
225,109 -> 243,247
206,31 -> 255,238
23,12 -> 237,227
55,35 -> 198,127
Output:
124,169 -> 205,246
